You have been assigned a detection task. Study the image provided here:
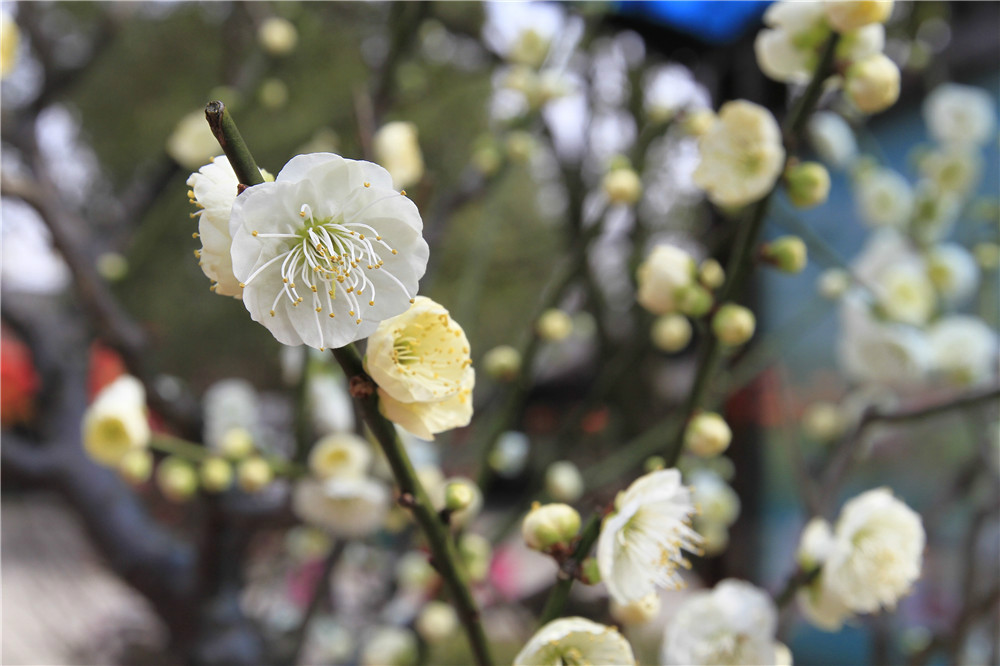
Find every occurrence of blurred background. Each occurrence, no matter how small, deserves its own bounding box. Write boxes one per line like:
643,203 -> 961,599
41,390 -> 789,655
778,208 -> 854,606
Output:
1,2 -> 998,665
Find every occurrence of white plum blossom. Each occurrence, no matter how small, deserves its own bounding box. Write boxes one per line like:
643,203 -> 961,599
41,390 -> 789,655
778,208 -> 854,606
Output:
308,432 -> 372,480
927,243 -> 979,305
919,147 -> 983,195
229,153 -> 429,350
202,378 -> 259,453
854,166 -> 914,229
596,468 -> 702,604
838,296 -> 932,387
755,2 -> 827,85
661,579 -> 782,665
187,156 -> 272,297
364,296 -> 474,440
513,617 -> 636,666
692,100 -> 786,208
923,83 -> 997,147
636,243 -> 697,315
824,0 -> 894,33
852,230 -> 936,326
292,476 -> 391,537
82,375 -> 151,466
927,316 -> 999,386
800,488 -> 924,629
808,111 -> 858,169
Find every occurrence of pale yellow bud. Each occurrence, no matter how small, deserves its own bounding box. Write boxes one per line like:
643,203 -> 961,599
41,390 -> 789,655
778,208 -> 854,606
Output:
675,283 -> 714,317
712,303 -> 756,346
610,593 -> 661,625
536,308 -> 573,341
220,427 -> 255,459
845,54 -> 901,114
200,457 -> 234,493
698,258 -> 726,290
482,344 -> 522,382
118,449 -> 153,485
824,1 -> 894,33
308,432 -> 371,480
684,412 -> 733,457
237,456 -> 273,493
802,401 -> 847,442
651,314 -> 692,353
444,479 -> 476,512
818,268 -> 851,299
156,456 -> 198,503
761,236 -> 809,273
544,461 -> 584,503
458,533 -> 492,583
96,252 -> 129,281
602,168 -> 643,205
374,121 -> 425,190
258,17 -> 298,56
682,108 -> 717,137
521,502 -> 581,551
258,78 -> 289,109
784,162 -> 831,209
415,601 -> 458,644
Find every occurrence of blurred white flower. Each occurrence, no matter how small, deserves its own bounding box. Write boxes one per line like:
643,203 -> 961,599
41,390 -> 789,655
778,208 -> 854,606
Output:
927,316 -> 998,386
796,518 -> 854,630
855,166 -> 914,229
919,147 -> 983,195
643,63 -> 711,122
927,243 -> 979,305
82,375 -> 150,466
662,579 -> 781,665
229,153 -> 428,350
808,112 -> 858,169
187,156 -> 271,297
636,244 -> 697,315
168,110 -> 222,170
293,476 -> 391,537
489,431 -> 531,477
923,83 -> 997,147
610,592 -> 662,625
373,121 -> 425,190
824,0 -> 894,33
203,378 -> 259,453
361,626 -> 418,666
755,2 -> 826,85
690,469 -> 741,528
693,100 -> 785,207
482,1 -> 569,67
844,53 -> 900,114
544,460 -> 584,503
838,296 -> 932,387
258,16 -> 298,56
308,432 -> 372,480
909,181 -> 962,244
513,617 -> 636,666
596,468 -> 702,604
309,372 -> 356,434
851,230 -> 936,325
364,297 -> 474,440
415,601 -> 458,644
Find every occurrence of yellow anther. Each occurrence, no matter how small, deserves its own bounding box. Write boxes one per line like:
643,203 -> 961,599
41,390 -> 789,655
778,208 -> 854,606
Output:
359,234 -> 365,240
364,182 -> 370,188
368,300 -> 375,306
375,236 -> 382,241
269,310 -> 275,316
300,211 -> 306,217
315,306 -> 322,313
409,298 -> 415,303
239,282 -> 246,288
356,319 -> 362,324
311,285 -> 317,292
193,250 -> 201,258
192,232 -> 199,238
349,310 -> 355,316
391,249 -> 398,255
329,312 -> 336,318
400,190 -> 407,196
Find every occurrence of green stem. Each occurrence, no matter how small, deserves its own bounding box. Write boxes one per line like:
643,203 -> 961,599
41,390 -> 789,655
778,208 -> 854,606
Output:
150,434 -> 212,461
784,35 -> 840,139
537,513 -> 602,626
205,101 -> 265,187
330,345 -> 494,666
774,565 -> 820,609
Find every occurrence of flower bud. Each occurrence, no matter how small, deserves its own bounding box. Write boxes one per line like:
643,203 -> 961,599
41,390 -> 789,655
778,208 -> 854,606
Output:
643,455 -> 666,472
761,236 -> 808,273
544,461 -> 584,503
415,601 -> 458,644
698,258 -> 725,290
118,449 -> 153,485
505,130 -> 536,164
458,533 -> 492,583
699,522 -> 730,555
674,283 -> 714,317
682,108 -> 716,136
602,168 -> 642,205
258,78 -> 289,109
200,457 -> 233,493
580,557 -> 601,585
219,426 -> 255,459
824,0 -> 894,33
396,551 -> 439,592
684,412 -> 733,457
472,137 -> 503,176
784,162 -> 831,209
156,456 -> 198,503
96,252 -> 129,281
444,479 -> 476,512
374,121 -> 425,190
482,344 -> 522,382
651,314 -> 692,353
845,54 -> 901,114
258,17 -> 298,56
712,304 -> 756,346
818,268 -> 851,299
536,308 -> 573,341
521,502 -> 581,551
801,401 -> 847,442
610,593 -> 661,625
237,456 -> 273,493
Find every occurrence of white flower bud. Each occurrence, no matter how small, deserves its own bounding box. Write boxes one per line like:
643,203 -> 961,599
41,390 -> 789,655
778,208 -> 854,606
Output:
651,314 -> 692,353
156,456 -> 198,503
684,412 -> 733,457
483,344 -> 522,381
602,168 -> 642,205
96,252 -> 129,281
219,426 -> 255,459
444,478 -> 476,512
824,1 -> 894,33
258,17 -> 298,56
698,258 -> 726,290
415,601 -> 458,644
818,268 -> 851,299
374,121 -> 425,190
200,457 -> 234,493
761,235 -> 809,273
536,308 -> 573,341
544,461 -> 584,503
784,161 -> 831,209
712,304 -> 756,346
636,244 -> 698,315
82,375 -> 151,467
610,593 -> 661,625
521,502 -> 581,551
237,456 -> 274,493
118,448 -> 153,485
845,54 -> 900,114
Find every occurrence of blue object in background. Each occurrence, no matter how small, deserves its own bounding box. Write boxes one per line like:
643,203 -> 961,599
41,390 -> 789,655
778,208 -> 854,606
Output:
616,0 -> 773,44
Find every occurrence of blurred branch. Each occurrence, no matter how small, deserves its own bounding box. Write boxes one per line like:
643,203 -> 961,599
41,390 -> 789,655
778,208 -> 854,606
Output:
331,344 -> 494,666
287,541 -> 346,666
373,2 -> 431,119
537,513 -> 602,626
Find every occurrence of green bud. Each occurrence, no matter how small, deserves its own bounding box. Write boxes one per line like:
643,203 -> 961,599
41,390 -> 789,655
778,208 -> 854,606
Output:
698,258 -> 725,290
444,479 -> 476,512
200,457 -> 233,493
784,161 -> 830,209
602,168 -> 642,205
458,533 -> 492,583
580,557 -> 602,585
651,314 -> 692,353
118,448 -> 153,485
643,455 -> 666,472
712,303 -> 756,346
237,456 -> 273,493
674,283 -> 714,317
761,235 -> 808,273
482,344 -> 522,382
536,308 -> 573,341
521,502 -> 581,551
156,456 -> 198,503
